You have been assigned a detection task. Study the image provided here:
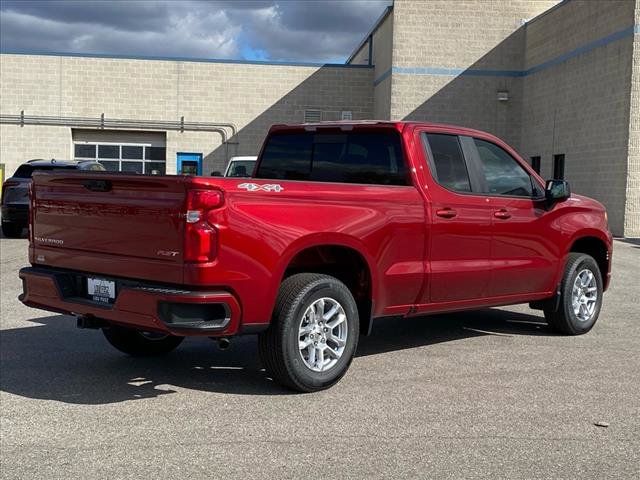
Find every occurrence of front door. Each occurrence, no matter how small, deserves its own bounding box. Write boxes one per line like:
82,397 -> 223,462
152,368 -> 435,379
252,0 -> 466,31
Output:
470,137 -> 557,297
177,152 -> 203,176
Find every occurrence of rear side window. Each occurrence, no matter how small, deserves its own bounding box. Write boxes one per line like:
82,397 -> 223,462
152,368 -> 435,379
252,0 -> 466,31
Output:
474,139 -> 534,197
12,164 -> 95,177
255,131 -> 408,185
13,165 -> 34,178
423,133 -> 471,193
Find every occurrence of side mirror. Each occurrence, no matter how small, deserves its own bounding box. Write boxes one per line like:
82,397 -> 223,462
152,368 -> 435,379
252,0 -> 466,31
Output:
211,171 -> 222,176
545,179 -> 571,207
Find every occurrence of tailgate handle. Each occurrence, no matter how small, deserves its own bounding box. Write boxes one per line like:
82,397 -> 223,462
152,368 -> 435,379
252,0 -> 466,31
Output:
83,180 -> 112,192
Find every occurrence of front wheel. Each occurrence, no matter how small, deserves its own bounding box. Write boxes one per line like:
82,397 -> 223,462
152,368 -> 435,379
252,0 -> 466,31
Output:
544,253 -> 603,335
102,325 -> 184,356
259,273 -> 359,392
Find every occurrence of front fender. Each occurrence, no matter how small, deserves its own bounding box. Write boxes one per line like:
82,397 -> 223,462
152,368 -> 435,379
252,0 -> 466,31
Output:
550,215 -> 613,291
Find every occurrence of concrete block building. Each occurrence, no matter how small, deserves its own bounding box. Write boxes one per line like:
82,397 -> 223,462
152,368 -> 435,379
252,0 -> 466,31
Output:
1,0 -> 639,236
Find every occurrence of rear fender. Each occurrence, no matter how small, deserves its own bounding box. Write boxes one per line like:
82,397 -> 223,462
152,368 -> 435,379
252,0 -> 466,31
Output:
266,233 -> 378,321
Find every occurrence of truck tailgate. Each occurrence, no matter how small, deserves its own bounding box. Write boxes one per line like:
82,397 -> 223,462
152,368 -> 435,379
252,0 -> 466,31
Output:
31,173 -> 187,284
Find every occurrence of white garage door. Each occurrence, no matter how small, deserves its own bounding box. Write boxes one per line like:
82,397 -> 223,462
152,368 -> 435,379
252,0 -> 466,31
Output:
72,130 -> 166,174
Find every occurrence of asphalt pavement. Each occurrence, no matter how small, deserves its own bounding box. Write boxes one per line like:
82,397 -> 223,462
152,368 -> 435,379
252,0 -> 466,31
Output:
1,234 -> 638,479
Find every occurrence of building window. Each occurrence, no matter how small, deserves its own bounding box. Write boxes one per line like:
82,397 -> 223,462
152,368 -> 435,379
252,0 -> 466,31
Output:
122,146 -> 143,160
553,154 -> 565,179
74,144 -> 96,158
145,146 -> 166,160
98,145 -> 118,159
74,142 -> 166,174
304,109 -> 322,123
530,156 -> 541,174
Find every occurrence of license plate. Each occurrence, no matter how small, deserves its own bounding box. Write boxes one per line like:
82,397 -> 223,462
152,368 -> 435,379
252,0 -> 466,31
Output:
87,277 -> 116,304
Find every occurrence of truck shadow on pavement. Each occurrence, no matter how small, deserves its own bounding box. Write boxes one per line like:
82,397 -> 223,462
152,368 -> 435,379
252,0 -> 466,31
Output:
0,309 -> 552,403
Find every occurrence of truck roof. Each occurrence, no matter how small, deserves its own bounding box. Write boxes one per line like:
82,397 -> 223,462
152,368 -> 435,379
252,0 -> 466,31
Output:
25,159 -> 98,167
268,120 -> 497,139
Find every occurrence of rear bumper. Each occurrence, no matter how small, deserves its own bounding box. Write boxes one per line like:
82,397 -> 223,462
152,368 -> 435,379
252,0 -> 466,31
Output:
1,204 -> 28,224
19,267 -> 248,337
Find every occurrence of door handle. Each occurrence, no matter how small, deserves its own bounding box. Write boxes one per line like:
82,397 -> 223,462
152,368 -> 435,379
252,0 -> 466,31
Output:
494,209 -> 511,220
436,208 -> 457,219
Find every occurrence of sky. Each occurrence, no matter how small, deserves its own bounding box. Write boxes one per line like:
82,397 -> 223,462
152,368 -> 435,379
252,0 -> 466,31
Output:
0,0 -> 392,63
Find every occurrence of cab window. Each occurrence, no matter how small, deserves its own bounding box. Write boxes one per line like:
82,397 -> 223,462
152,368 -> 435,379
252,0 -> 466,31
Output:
256,131 -> 408,186
474,139 -> 538,197
422,133 -> 472,193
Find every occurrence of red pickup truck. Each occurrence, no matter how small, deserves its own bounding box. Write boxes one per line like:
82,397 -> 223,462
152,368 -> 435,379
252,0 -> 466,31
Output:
19,121 -> 612,392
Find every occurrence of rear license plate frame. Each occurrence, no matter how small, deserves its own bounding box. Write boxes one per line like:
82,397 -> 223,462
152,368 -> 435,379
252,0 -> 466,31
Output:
86,277 -> 116,304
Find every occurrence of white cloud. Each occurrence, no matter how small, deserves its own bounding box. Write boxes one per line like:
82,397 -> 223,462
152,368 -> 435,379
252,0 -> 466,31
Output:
0,0 -> 392,62
1,7 -> 241,59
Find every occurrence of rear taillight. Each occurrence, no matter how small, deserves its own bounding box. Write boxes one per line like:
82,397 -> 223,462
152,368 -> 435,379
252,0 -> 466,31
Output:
185,190 -> 224,223
184,189 -> 224,263
1,181 -> 19,204
28,182 -> 34,243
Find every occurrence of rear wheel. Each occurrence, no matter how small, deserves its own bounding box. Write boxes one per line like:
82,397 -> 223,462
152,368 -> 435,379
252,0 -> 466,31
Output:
1,221 -> 24,238
544,253 -> 603,335
259,273 -> 359,392
102,325 -> 184,356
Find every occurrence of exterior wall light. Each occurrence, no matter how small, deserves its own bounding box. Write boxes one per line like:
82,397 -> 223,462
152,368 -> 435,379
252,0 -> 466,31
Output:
497,91 -> 510,102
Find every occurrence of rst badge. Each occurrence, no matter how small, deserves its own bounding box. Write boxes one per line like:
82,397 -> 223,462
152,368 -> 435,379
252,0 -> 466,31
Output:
157,250 -> 180,257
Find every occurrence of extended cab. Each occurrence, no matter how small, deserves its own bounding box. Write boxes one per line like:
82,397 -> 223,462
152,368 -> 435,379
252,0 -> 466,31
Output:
19,122 -> 612,391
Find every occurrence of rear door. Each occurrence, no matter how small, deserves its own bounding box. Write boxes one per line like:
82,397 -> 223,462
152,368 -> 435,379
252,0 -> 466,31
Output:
416,131 -> 493,305
469,137 -> 557,297
31,172 -> 187,283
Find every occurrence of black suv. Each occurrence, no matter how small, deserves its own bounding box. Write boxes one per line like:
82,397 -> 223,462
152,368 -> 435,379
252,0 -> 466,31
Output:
1,159 -> 105,238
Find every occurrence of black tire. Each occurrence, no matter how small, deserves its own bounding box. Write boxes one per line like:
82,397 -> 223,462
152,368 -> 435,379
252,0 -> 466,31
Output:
102,325 -> 184,356
544,253 -> 603,335
1,221 -> 24,238
258,273 -> 360,392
